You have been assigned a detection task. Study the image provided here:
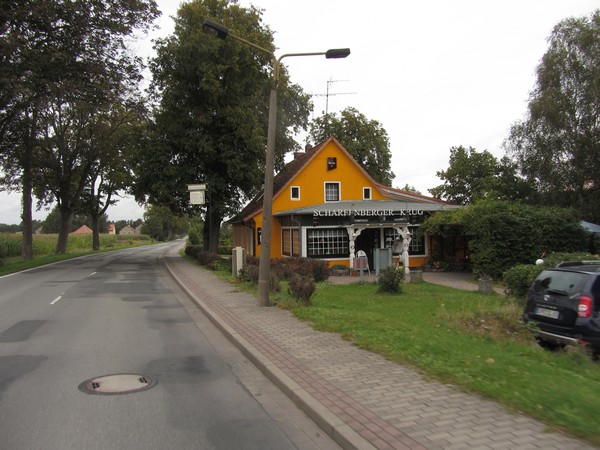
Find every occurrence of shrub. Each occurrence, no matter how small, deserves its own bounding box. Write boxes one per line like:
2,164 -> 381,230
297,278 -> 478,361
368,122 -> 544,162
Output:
502,264 -> 543,298
195,253 -> 230,271
308,259 -> 329,282
239,264 -> 259,284
246,256 -> 259,267
288,275 -> 316,305
196,251 -> 221,268
270,257 -> 329,282
208,256 -> 231,272
271,258 -> 296,280
184,245 -> 203,258
270,274 -> 281,293
378,266 -> 404,293
188,222 -> 203,246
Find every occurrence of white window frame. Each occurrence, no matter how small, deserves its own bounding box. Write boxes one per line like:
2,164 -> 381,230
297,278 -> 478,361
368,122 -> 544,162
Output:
363,187 -> 372,200
290,186 -> 300,201
324,182 -> 341,203
383,226 -> 427,257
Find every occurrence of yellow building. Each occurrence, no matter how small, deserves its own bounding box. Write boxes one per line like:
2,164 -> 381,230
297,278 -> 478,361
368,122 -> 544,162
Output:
230,137 -> 459,270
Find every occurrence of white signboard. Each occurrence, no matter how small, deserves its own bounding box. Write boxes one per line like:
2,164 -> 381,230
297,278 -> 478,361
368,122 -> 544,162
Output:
189,191 -> 205,205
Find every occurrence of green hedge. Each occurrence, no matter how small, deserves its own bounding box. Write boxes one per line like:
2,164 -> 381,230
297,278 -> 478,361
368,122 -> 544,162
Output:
424,200 -> 590,279
503,252 -> 600,299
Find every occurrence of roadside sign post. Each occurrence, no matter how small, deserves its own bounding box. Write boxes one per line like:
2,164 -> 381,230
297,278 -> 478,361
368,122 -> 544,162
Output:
354,256 -> 368,282
187,184 -> 207,205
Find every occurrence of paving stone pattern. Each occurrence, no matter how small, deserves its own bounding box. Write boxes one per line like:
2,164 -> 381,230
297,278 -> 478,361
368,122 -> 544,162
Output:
164,248 -> 596,450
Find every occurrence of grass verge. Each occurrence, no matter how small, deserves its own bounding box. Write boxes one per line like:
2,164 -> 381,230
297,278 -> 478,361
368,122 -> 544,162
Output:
290,281 -> 600,445
0,234 -> 154,276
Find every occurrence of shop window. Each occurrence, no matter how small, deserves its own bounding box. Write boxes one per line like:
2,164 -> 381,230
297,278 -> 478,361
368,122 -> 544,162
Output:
290,186 -> 300,201
363,187 -> 371,200
282,229 -> 300,257
307,228 -> 349,258
384,226 -> 425,255
325,182 -> 340,202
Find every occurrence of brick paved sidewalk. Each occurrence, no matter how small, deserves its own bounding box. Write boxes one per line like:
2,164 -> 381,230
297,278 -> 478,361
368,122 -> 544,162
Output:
163,247 -> 596,450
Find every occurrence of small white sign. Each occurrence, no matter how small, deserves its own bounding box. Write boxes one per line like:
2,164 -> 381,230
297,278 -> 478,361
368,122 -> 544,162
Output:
190,191 -> 205,205
187,184 -> 207,192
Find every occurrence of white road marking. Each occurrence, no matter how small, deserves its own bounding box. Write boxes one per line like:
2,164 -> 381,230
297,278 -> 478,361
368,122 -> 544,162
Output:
50,294 -> 64,305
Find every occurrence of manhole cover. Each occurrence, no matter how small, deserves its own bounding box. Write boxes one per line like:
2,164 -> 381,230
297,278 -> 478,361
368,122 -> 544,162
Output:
78,373 -> 157,395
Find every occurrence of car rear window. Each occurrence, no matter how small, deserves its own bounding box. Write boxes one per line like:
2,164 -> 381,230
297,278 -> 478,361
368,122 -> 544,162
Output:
532,270 -> 589,297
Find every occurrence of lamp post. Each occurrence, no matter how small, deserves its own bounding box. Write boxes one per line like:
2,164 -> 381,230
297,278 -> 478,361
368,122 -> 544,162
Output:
203,20 -> 350,306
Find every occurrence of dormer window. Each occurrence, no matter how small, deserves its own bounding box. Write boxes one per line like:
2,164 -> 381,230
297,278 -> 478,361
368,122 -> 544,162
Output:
290,186 -> 300,201
363,187 -> 372,200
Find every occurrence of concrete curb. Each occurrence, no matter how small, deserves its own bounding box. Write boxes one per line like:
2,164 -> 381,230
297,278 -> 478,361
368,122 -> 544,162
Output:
163,255 -> 375,450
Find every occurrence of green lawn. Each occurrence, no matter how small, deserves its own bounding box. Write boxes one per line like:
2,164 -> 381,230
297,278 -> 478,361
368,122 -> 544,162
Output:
290,281 -> 600,445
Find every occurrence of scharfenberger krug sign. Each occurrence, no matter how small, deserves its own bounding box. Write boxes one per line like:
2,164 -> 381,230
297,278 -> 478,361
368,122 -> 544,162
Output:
313,209 -> 424,217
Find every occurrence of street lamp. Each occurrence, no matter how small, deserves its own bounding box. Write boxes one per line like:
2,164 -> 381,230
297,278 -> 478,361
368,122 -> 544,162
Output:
203,20 -> 350,306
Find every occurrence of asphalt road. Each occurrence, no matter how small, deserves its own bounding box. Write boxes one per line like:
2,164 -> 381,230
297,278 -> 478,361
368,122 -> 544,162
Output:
0,242 -> 338,450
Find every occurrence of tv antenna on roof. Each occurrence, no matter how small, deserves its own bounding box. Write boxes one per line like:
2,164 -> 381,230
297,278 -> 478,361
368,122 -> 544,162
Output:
313,78 -> 356,115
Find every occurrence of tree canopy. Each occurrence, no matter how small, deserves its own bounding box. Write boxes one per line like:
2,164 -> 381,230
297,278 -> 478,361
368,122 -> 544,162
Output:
505,10 -> 600,222
0,0 -> 159,255
132,0 -> 311,251
308,107 -> 395,185
429,146 -> 533,205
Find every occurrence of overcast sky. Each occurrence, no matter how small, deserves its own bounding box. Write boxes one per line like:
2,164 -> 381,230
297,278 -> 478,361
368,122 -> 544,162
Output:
1,0 -> 597,225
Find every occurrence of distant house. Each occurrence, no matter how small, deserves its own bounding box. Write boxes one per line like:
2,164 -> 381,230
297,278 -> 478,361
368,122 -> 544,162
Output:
70,224 -> 93,235
119,225 -> 136,235
108,223 -> 116,235
135,224 -> 143,234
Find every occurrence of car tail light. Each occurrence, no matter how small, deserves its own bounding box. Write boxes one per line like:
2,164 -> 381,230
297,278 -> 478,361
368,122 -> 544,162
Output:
578,296 -> 592,318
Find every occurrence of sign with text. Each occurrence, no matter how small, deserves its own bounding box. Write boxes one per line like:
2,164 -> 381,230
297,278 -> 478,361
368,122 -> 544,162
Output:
188,184 -> 207,205
354,256 -> 368,270
314,208 -> 424,217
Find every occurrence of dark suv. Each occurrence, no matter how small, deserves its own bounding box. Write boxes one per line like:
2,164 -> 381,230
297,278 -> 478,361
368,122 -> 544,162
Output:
523,261 -> 600,358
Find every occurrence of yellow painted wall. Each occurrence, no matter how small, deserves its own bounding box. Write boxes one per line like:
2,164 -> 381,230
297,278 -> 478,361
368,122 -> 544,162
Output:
243,140 -> 432,270
252,140 -> 388,257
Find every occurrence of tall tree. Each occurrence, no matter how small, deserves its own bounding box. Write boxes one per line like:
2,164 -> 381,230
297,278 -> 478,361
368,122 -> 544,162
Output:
133,0 -> 311,252
308,107 -> 395,185
429,146 -> 532,205
78,103 -> 146,250
0,0 -> 159,255
505,10 -> 600,221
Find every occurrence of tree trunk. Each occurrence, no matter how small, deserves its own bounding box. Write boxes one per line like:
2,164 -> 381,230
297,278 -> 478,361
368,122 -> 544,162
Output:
202,204 -> 222,253
55,208 -> 73,254
21,160 -> 34,261
20,115 -> 35,261
208,211 -> 221,253
91,214 -> 100,251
